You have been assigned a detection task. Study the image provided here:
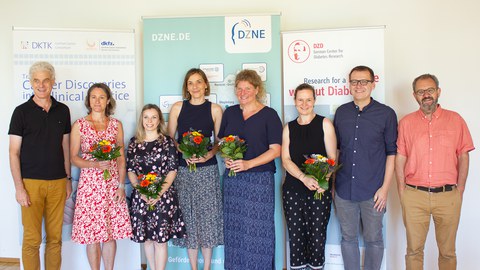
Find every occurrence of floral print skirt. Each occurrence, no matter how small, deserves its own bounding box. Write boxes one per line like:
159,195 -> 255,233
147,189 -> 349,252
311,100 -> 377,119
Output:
130,186 -> 186,243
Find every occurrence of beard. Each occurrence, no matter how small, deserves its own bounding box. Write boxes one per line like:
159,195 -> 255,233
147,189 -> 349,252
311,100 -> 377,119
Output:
420,97 -> 438,113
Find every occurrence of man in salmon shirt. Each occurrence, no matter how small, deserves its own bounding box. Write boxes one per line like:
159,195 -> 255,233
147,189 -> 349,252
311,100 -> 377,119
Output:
395,74 -> 475,270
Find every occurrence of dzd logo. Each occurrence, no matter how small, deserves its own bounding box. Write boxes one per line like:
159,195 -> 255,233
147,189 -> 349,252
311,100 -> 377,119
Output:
287,40 -> 310,63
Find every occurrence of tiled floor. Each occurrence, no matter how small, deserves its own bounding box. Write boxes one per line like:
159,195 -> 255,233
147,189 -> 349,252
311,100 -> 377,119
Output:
0,262 -> 19,270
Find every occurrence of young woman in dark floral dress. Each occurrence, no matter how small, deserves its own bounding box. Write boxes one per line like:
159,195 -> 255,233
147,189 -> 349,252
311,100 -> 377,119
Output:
127,104 -> 186,270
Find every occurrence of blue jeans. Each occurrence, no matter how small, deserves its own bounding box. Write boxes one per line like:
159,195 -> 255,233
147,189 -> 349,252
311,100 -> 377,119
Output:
334,194 -> 384,270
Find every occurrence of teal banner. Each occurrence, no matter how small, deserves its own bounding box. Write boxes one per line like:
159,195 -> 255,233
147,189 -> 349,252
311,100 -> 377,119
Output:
143,14 -> 283,269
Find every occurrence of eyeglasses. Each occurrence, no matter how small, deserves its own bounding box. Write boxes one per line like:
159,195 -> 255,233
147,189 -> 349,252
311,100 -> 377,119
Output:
414,88 -> 437,96
349,80 -> 373,86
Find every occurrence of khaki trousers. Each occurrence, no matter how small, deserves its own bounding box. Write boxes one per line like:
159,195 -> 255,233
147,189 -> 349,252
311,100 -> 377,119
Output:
401,185 -> 462,270
21,178 -> 66,270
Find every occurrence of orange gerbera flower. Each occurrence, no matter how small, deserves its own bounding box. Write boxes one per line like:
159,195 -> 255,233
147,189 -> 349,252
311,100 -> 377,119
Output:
102,145 -> 112,153
193,136 -> 203,144
225,136 -> 235,143
327,159 -> 336,166
304,158 -> 316,165
140,180 -> 150,187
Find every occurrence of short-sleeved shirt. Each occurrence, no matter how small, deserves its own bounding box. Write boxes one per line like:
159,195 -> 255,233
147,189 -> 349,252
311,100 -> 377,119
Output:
397,105 -> 474,187
334,99 -> 397,201
218,105 -> 282,173
8,96 -> 71,180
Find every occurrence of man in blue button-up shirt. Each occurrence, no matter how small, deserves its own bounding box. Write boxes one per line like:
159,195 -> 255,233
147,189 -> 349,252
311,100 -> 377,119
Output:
333,66 -> 397,270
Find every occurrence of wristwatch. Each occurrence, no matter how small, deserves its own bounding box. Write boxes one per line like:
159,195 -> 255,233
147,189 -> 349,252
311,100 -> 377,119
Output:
118,183 -> 125,189
67,176 -> 72,180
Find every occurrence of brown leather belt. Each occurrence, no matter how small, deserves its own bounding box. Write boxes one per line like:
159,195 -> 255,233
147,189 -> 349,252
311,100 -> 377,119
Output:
406,184 -> 455,193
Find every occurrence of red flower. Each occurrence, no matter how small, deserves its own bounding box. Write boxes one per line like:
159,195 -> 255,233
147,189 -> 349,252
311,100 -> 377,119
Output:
140,180 -> 150,187
137,174 -> 144,180
193,136 -> 203,145
225,136 -> 235,143
182,132 -> 189,137
327,159 -> 336,166
102,145 -> 112,153
304,158 -> 316,165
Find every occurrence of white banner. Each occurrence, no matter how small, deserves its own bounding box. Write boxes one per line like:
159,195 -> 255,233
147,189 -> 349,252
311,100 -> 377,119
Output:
282,26 -> 386,270
283,26 -> 385,122
12,27 -> 140,270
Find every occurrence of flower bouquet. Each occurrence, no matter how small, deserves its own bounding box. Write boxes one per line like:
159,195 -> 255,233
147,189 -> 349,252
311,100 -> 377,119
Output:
178,129 -> 211,172
88,139 -> 122,181
134,172 -> 165,211
218,135 -> 247,177
302,154 -> 341,200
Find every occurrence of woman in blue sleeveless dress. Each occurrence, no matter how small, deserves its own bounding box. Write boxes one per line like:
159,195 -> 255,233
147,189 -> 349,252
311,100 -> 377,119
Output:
168,68 -> 224,270
281,83 -> 337,269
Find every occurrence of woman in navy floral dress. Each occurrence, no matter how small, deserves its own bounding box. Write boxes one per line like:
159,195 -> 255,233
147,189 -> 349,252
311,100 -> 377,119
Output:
127,104 -> 186,270
219,70 -> 283,270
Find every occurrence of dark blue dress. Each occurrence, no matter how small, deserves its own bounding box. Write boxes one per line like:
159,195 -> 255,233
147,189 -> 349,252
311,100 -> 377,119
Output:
218,105 -> 282,270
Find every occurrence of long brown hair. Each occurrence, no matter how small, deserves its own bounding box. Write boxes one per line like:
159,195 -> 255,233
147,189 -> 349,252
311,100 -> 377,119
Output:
84,83 -> 116,116
182,68 -> 211,100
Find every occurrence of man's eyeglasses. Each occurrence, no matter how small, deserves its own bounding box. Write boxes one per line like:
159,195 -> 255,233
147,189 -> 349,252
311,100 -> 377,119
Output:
414,88 -> 437,96
349,80 -> 373,86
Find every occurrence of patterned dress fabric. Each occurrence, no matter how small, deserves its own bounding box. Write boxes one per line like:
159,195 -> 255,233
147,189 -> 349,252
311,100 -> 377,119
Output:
71,117 -> 132,244
172,165 -> 224,248
172,100 -> 224,249
218,105 -> 283,270
223,171 -> 275,270
127,136 -> 186,243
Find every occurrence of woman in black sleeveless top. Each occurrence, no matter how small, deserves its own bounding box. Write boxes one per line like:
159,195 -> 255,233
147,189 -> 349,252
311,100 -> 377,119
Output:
168,68 -> 223,270
281,83 -> 337,270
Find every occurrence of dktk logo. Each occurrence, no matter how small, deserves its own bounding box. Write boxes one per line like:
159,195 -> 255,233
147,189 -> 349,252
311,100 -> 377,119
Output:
20,41 -> 53,50
21,41 -> 30,49
288,40 -> 310,63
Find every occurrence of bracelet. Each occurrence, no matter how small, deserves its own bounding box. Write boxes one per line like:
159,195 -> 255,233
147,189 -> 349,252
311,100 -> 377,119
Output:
67,176 -> 72,181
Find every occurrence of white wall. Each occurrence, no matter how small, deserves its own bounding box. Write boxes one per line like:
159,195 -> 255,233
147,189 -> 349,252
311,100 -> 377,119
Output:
1,1 -> 478,269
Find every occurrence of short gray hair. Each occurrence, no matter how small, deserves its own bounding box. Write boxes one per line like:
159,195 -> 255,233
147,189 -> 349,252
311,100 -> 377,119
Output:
412,74 -> 439,90
29,61 -> 55,81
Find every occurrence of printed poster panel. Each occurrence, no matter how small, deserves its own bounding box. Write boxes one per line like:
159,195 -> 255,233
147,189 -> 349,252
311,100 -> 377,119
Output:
144,14 -> 283,269
283,27 -> 385,122
282,27 -> 386,270
13,28 -> 140,270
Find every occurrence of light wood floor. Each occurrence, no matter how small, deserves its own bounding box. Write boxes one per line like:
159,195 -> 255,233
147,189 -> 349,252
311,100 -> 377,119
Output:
0,262 -> 19,270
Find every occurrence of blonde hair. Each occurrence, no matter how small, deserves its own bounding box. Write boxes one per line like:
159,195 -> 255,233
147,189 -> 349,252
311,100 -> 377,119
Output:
235,69 -> 266,101
134,104 -> 166,143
